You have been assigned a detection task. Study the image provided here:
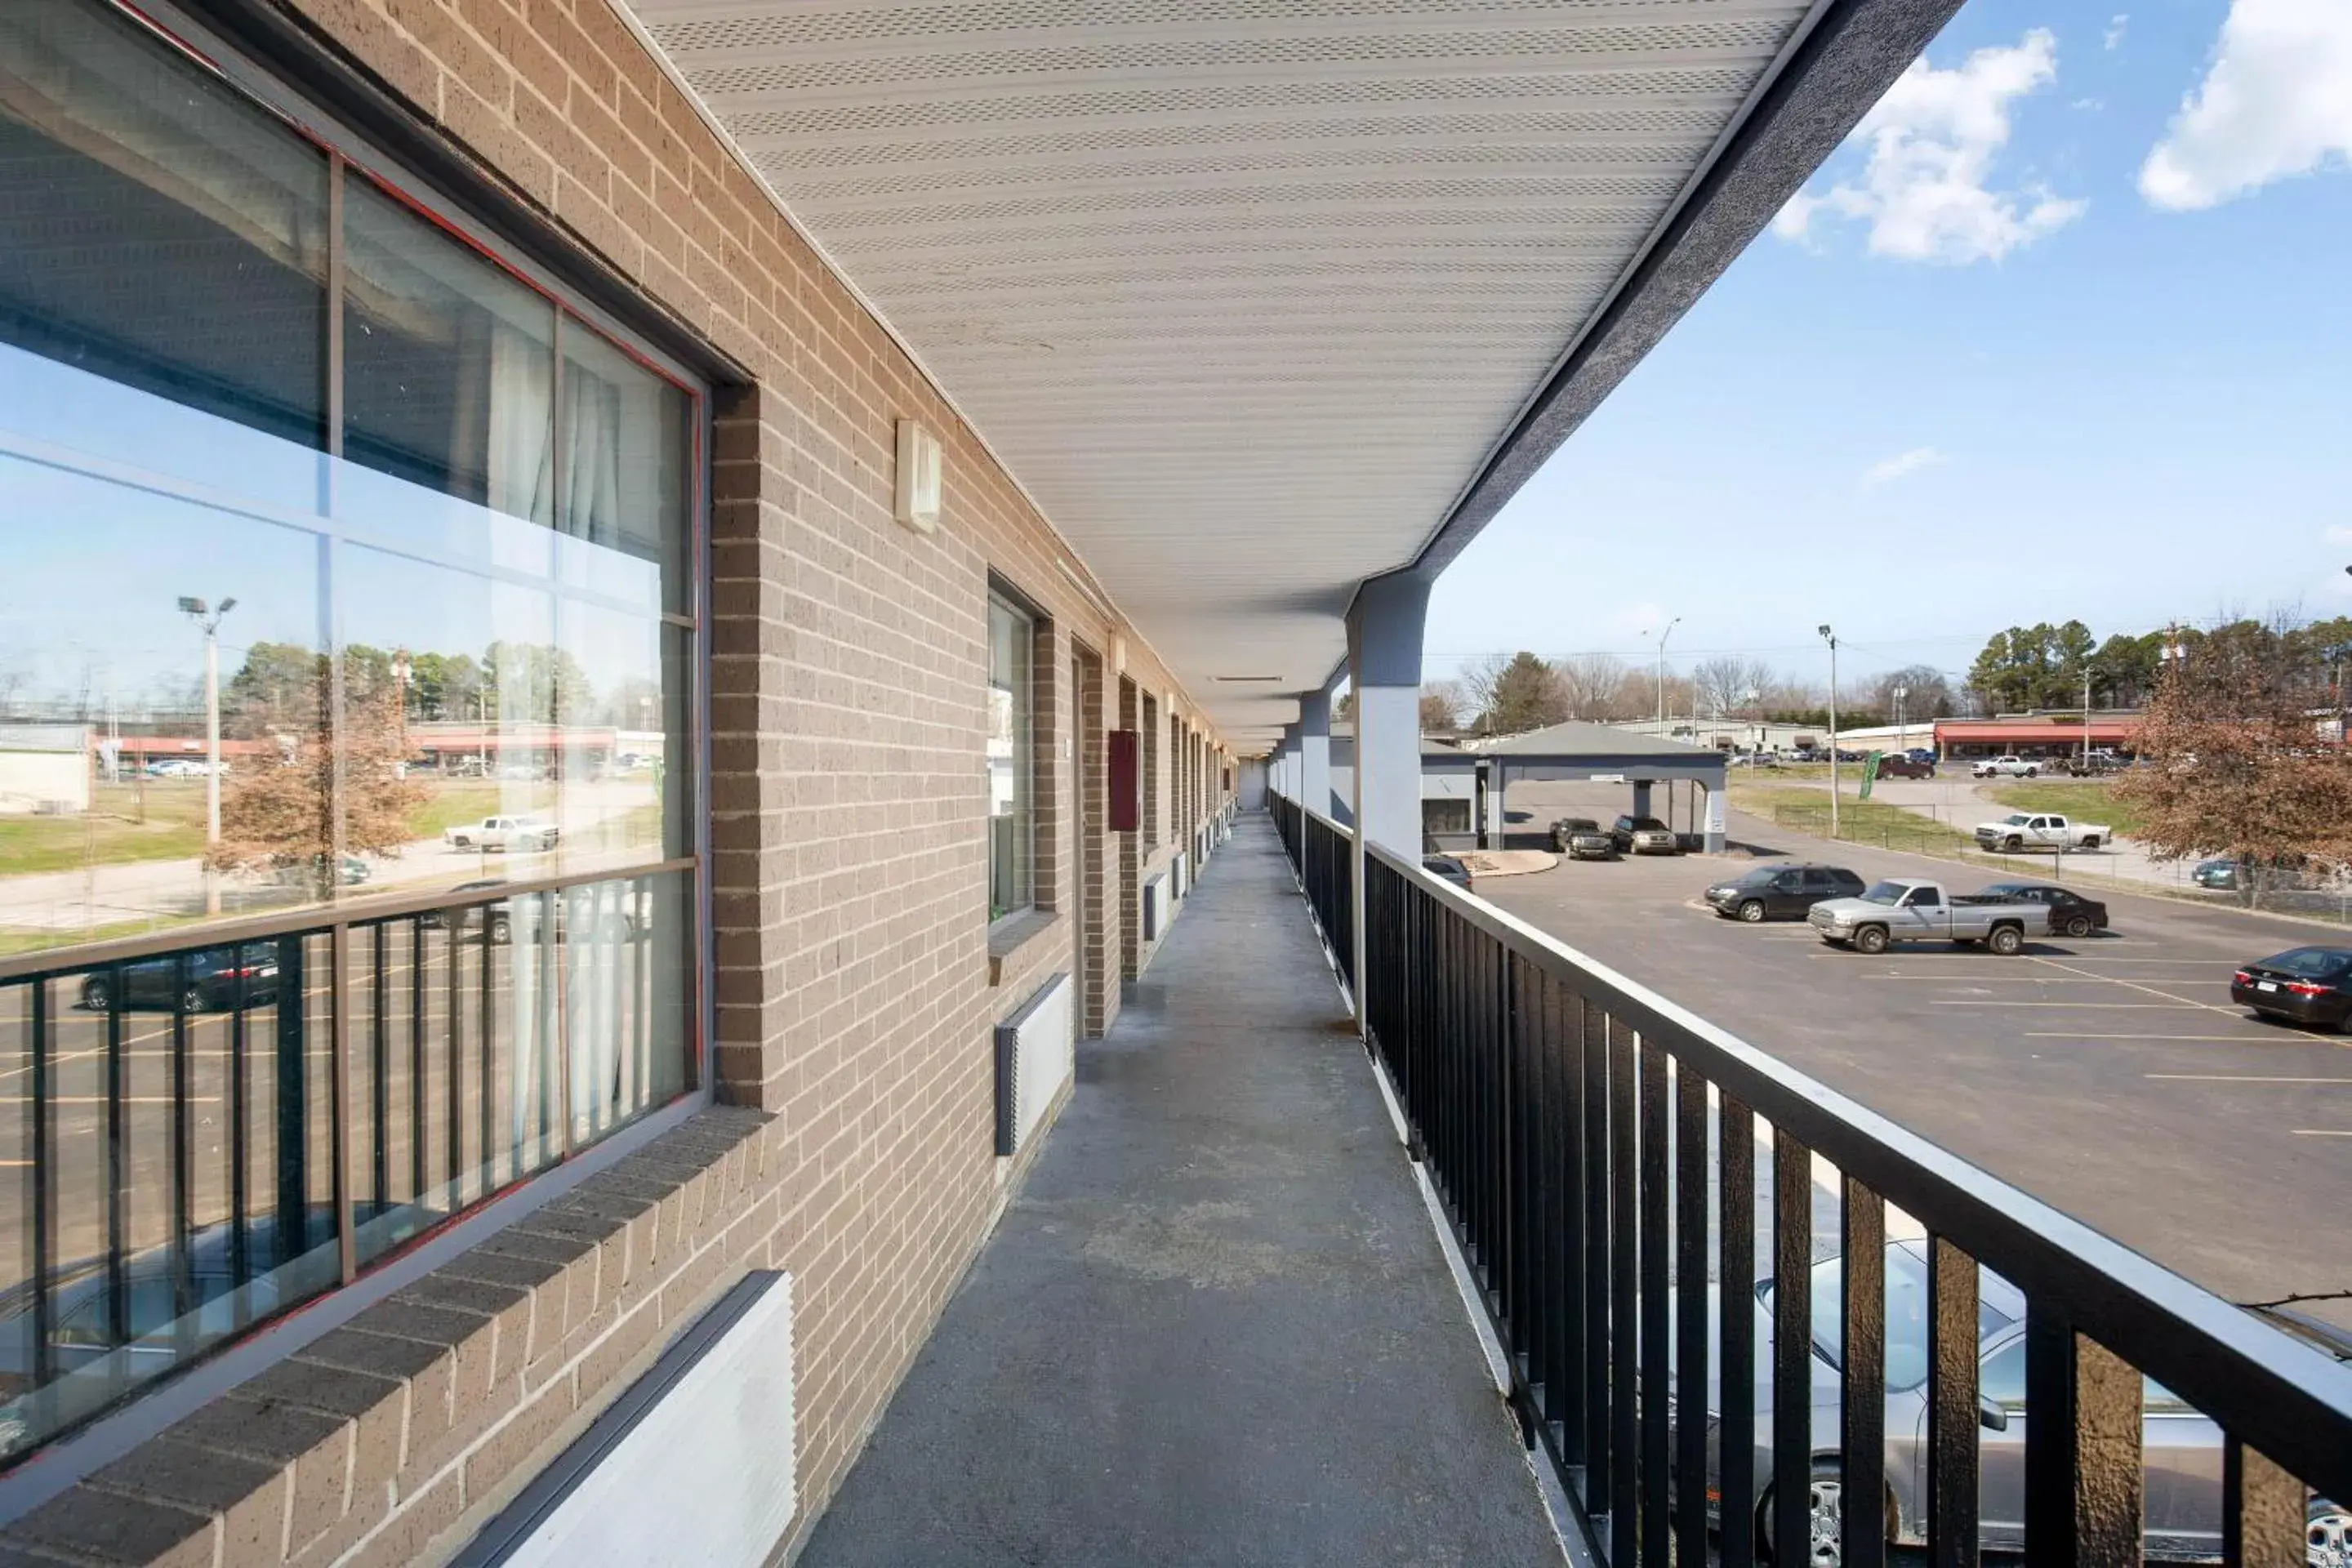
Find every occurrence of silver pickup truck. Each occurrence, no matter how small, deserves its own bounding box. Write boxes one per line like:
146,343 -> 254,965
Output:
1807,878 -> 2051,956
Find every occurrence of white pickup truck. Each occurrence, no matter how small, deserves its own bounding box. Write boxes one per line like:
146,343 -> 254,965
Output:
1973,813 -> 2112,853
445,815 -> 559,853
1808,878 -> 2051,955
1971,755 -> 2042,778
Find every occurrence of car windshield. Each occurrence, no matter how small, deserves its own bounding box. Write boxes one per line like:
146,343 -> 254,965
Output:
2256,947 -> 2352,979
1759,1248 -> 2016,1390
1857,881 -> 1908,905
1739,871 -> 1779,888
2002,814 -> 2032,826
1627,817 -> 1665,831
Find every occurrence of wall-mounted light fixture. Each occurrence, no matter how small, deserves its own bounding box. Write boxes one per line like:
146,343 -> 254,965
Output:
895,419 -> 941,532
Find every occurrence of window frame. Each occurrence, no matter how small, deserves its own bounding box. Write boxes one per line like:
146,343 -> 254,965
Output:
985,579 -> 1041,924
0,0 -> 722,1486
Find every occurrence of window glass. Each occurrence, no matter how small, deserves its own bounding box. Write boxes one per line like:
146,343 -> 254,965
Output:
0,0 -> 328,510
987,592 -> 1033,918
0,0 -> 702,1466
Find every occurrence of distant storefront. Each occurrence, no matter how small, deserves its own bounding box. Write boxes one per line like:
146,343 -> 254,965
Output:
1933,718 -> 2140,760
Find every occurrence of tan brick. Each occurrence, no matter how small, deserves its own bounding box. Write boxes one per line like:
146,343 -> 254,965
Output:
3,1487 -> 213,1568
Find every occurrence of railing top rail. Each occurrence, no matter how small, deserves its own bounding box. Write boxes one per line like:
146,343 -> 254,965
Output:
0,855 -> 697,985
1355,833 -> 2352,1495
1266,789 -> 1351,839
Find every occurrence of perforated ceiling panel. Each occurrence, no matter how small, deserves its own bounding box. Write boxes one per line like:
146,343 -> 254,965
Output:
622,0 -> 1820,748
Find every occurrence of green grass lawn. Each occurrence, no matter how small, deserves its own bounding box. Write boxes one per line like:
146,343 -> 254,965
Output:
1,780 -> 524,878
1728,782 -> 1974,852
1981,779 -> 2145,839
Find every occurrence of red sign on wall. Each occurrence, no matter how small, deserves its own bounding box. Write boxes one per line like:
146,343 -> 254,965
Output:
1108,729 -> 1140,832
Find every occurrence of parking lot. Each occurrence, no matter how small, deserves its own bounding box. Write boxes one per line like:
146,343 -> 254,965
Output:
1473,782 -> 2352,1331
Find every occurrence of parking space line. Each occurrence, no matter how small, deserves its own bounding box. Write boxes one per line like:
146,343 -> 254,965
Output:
1860,975 -> 2159,982
2145,1074 -> 2352,1083
2026,956 -> 2242,1017
2291,1129 -> 2351,1138
1931,1000 -> 2199,1009
2028,1032 -> 2289,1042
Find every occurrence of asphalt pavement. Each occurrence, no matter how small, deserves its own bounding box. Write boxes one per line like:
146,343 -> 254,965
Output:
1477,781 -> 2352,1334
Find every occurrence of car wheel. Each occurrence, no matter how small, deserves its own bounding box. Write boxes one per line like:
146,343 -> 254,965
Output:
1758,1462 -> 1848,1567
2025,766 -> 2039,777
2080,835 -> 2101,850
451,837 -> 470,850
80,976 -> 112,1011
1988,925 -> 2025,956
2311,1498 -> 2350,1568
1739,900 -> 1767,924
1853,925 -> 1890,956
2002,836 -> 2023,853
2063,914 -> 2095,939
488,915 -> 511,945
179,984 -> 207,1014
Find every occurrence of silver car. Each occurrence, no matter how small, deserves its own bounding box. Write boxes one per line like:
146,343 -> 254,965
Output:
1684,1239 -> 2350,1565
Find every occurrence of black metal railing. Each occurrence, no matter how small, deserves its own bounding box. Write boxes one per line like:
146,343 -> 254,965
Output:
0,861 -> 695,1464
1272,810 -> 2352,1565
1269,792 -> 1353,993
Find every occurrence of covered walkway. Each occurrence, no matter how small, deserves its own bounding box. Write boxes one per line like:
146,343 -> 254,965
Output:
801,816 -> 1561,1566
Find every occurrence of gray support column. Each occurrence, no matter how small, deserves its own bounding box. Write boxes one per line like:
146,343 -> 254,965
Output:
1299,688 -> 1333,822
1276,722 -> 1301,803
1347,572 -> 1432,1027
1633,779 -> 1653,819
1704,781 -> 1727,854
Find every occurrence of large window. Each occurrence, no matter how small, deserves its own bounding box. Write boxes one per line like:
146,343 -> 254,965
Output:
987,590 -> 1034,920
0,0 -> 701,1461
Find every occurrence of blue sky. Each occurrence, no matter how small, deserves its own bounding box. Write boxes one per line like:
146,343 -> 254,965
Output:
1425,0 -> 2352,690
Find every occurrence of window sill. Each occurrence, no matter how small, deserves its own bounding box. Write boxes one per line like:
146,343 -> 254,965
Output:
986,907 -> 1058,987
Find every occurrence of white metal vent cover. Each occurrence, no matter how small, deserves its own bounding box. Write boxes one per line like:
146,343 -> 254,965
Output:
621,0 -> 1820,740
460,1272 -> 795,1568
994,971 -> 1075,1156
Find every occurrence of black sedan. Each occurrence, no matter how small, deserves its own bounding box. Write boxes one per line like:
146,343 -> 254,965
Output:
1976,880 -> 2110,939
2231,947 -> 2352,1031
1423,856 -> 1472,890
1703,863 -> 1864,922
77,942 -> 283,1013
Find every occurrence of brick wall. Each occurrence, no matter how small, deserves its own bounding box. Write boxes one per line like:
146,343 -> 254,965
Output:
0,0 -> 1232,1561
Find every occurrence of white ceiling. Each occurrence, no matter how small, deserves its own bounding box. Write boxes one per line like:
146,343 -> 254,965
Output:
621,0 -> 1823,749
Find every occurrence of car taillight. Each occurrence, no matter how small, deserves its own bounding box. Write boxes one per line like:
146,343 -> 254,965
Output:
2287,981 -> 2328,998
2234,970 -> 2253,986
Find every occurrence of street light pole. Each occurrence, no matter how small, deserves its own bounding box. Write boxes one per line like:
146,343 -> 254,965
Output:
179,595 -> 238,913
1893,684 -> 1909,756
1654,615 -> 1681,733
1818,624 -> 1840,838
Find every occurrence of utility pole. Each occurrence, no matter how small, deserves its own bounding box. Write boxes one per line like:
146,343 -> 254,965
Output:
179,595 -> 238,913
1893,684 -> 1909,756
1818,624 -> 1840,837
2082,664 -> 2095,765
1651,616 -> 1681,733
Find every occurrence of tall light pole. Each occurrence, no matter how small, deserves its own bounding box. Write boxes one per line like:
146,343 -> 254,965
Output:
2082,664 -> 2096,764
1650,616 -> 1681,733
1893,684 -> 1909,756
179,595 -> 237,913
1818,624 -> 1840,837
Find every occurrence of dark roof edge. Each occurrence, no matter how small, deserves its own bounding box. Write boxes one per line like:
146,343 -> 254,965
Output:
1329,0 -> 1965,675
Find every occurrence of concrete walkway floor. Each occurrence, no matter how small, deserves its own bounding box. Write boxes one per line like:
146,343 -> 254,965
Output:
800,816 -> 1563,1567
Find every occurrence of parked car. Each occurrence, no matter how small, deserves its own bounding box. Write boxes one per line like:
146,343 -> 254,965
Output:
1974,880 -> 2110,938
1971,755 -> 2042,778
421,880 -> 650,945
2194,856 -> 2332,893
2230,947 -> 2352,1031
1808,879 -> 2051,956
1873,755 -> 1934,780
1704,863 -> 1865,923
1677,1240 -> 2347,1564
445,814 -> 559,853
1549,817 -> 1616,859
1610,814 -> 1677,856
75,942 -> 283,1013
268,854 -> 372,889
1422,855 -> 1472,890
1834,748 -> 1864,764
1972,813 -> 2112,853
2061,749 -> 2128,777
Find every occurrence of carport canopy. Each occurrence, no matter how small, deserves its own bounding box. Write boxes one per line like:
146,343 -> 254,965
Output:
1471,720 -> 1728,852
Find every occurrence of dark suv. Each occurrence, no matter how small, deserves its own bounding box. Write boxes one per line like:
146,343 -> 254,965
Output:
1704,864 -> 1866,923
1875,754 -> 1935,779
77,942 -> 283,1013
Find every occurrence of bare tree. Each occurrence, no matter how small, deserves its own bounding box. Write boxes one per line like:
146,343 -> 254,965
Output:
1419,680 -> 1463,733
1555,653 -> 1636,719
1690,656 -> 1776,719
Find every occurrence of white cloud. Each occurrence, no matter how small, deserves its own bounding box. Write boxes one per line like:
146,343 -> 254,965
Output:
2105,14 -> 2129,51
1863,447 -> 1949,485
2327,524 -> 2352,546
2140,0 -> 2352,210
2071,97 -> 2105,112
1774,29 -> 2084,264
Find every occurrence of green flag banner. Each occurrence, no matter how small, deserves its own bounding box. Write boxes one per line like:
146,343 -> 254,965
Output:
1860,751 -> 1884,800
